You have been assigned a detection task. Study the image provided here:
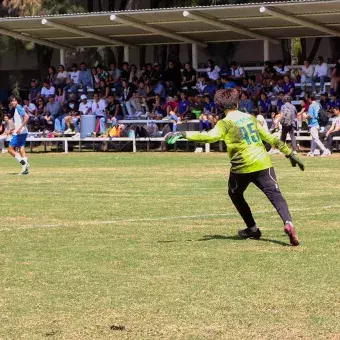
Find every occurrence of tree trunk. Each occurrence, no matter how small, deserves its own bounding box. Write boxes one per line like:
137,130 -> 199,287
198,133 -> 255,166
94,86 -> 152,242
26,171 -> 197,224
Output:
87,0 -> 94,12
300,38 -> 306,64
98,0 -> 103,11
329,37 -> 340,61
108,0 -> 115,10
307,37 -> 322,62
280,39 -> 291,65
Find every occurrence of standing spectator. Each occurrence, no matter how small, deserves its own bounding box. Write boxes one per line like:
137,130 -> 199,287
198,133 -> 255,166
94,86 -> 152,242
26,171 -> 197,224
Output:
46,95 -> 62,133
41,79 -> 56,99
331,56 -> 340,95
258,93 -> 272,118
28,79 -> 41,105
91,92 -> 108,135
312,56 -> 329,94
78,62 -> 93,90
78,94 -> 92,115
56,65 -> 68,87
121,62 -> 130,81
229,61 -> 245,85
306,94 -> 331,156
274,60 -> 289,77
238,91 -> 253,113
280,95 -> 297,153
299,60 -> 314,96
164,60 -> 182,89
283,75 -> 295,97
47,66 -> 57,86
324,106 -> 340,152
182,62 -> 197,89
206,59 -> 220,81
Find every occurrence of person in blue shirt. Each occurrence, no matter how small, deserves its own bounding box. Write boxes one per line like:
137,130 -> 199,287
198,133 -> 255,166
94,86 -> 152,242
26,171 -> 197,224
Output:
328,94 -> 340,111
306,94 -> 331,156
320,92 -> 331,111
220,75 -> 236,89
276,91 -> 285,112
203,77 -> 217,98
283,75 -> 295,97
178,92 -> 190,118
238,91 -> 253,113
258,93 -> 272,118
198,95 -> 217,131
203,95 -> 217,116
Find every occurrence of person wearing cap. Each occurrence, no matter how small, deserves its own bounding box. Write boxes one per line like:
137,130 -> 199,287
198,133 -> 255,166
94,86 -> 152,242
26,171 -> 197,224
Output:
279,95 -> 297,153
41,79 -> 56,99
312,56 -> 329,94
79,94 -> 92,115
29,79 -> 41,105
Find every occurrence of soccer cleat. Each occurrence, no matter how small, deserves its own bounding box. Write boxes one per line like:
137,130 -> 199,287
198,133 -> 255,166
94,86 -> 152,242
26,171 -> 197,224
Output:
321,149 -> 331,157
18,169 -> 29,176
238,227 -> 262,240
284,222 -> 300,246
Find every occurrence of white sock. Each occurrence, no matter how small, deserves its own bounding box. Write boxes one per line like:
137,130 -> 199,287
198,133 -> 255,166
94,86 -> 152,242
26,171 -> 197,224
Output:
15,153 -> 24,164
23,157 -> 28,164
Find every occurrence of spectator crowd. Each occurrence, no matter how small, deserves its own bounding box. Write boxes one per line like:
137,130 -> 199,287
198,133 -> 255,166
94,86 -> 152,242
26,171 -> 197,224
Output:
1,55 -> 340,154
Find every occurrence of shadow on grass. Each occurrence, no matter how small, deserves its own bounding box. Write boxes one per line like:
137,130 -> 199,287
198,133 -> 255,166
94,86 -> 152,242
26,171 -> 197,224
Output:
198,234 -> 290,247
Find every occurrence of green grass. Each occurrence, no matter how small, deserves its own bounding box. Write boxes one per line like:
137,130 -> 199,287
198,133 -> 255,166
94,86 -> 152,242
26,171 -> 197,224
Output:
1,152 -> 340,339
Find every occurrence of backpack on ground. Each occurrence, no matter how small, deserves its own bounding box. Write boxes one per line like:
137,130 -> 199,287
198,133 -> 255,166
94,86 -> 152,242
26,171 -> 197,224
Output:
317,107 -> 329,127
280,105 -> 294,127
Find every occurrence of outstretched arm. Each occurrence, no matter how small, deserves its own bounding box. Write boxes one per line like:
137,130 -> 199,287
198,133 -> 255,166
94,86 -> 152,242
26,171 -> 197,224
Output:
185,120 -> 227,144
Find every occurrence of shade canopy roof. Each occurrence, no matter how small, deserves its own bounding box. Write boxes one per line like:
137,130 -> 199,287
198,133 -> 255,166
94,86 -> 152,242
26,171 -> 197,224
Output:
0,0 -> 339,50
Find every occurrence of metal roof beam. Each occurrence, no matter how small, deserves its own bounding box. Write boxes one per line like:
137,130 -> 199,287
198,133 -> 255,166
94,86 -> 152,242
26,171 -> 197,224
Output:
41,18 -> 134,48
260,6 -> 340,37
110,14 -> 207,48
0,26 -> 75,50
182,10 -> 279,45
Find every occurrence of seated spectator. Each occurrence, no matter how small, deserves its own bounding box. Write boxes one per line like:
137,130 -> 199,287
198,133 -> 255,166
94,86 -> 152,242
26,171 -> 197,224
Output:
45,95 -> 62,133
164,60 -> 182,89
146,63 -> 154,78
247,75 -> 262,101
55,87 -> 66,106
258,92 -> 272,118
219,62 -> 231,77
137,64 -> 147,79
202,95 -> 218,129
131,80 -> 149,115
196,75 -> 206,94
229,61 -> 245,85
98,79 -> 110,99
320,92 -> 331,111
78,94 -> 92,115
129,64 -> 138,83
62,104 -> 78,134
221,75 -> 236,89
108,63 -> 122,88
262,61 -> 277,82
191,95 -> 205,119
206,59 -> 220,81
29,79 -> 41,105
312,56 -> 329,94
299,59 -> 314,96
97,64 -> 109,82
297,98 -> 311,126
56,65 -> 68,87
276,91 -> 285,112
151,63 -> 162,81
283,75 -> 295,97
274,60 -> 289,77
78,62 -> 94,90
121,62 -> 130,81
106,94 -> 124,126
148,79 -> 166,103
0,114 -> 14,151
203,77 -> 217,98
67,93 -> 79,113
272,78 -> 284,96
92,67 -> 100,89
36,98 -> 48,131
67,63 -> 80,94
331,56 -> 340,95
164,95 -> 179,115
166,81 -> 179,98
329,93 -> 340,111
91,92 -> 108,135
47,66 -> 57,86
23,99 -> 37,130
241,78 -> 249,92
238,91 -> 253,113
324,106 -> 340,152
150,95 -> 166,119
178,92 -> 190,119
182,62 -> 197,90
41,79 -> 56,99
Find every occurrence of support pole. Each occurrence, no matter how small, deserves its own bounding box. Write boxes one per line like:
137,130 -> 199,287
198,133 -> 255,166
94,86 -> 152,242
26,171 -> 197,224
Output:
263,40 -> 269,62
192,43 -> 198,70
60,49 -> 65,66
124,46 -> 130,63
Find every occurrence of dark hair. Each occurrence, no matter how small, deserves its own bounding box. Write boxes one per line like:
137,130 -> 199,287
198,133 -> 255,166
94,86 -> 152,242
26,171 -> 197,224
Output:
214,88 -> 239,110
122,62 -> 129,67
80,62 -> 86,66
231,61 -> 237,67
59,64 -> 65,70
72,63 -> 78,68
150,79 -> 159,86
48,66 -> 56,74
278,91 -> 284,95
130,64 -> 137,70
240,91 -> 249,99
310,94 -> 316,101
248,75 -> 256,82
207,59 -> 215,70
334,106 -> 340,110
9,95 -> 21,103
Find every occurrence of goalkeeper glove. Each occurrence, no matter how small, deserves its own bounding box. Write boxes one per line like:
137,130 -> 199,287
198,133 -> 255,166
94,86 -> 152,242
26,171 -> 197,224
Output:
287,152 -> 305,171
164,131 -> 186,144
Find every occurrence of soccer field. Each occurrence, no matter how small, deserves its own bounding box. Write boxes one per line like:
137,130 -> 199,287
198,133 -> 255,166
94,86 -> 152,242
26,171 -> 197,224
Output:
1,152 -> 340,339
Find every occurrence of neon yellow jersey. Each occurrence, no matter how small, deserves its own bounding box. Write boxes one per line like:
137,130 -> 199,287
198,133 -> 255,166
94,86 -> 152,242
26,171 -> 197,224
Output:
186,110 -> 291,174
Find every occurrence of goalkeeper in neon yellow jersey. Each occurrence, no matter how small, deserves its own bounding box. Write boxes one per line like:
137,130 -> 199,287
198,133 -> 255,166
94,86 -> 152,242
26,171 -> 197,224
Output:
165,89 -> 304,246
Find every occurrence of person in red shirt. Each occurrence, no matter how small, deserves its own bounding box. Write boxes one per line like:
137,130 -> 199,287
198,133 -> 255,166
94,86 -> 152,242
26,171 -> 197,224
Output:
165,95 -> 179,115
